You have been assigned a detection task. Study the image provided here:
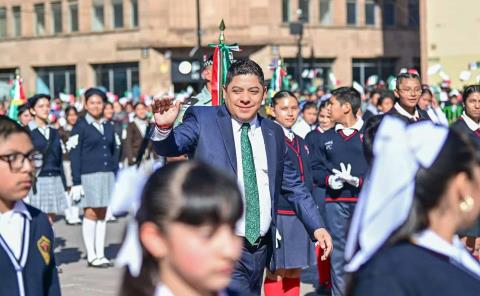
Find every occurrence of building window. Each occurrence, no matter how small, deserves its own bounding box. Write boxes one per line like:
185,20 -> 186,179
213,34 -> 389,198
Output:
35,4 -> 46,36
12,6 -> 21,37
94,63 -> 140,98
284,58 -> 335,91
131,0 -> 138,27
319,0 -> 332,25
346,0 -> 357,25
408,0 -> 419,27
69,1 -> 79,32
365,0 -> 376,25
352,58 -> 397,86
92,0 -> 105,31
35,66 -> 76,98
112,0 -> 124,28
298,0 -> 309,22
282,0 -> 289,23
52,2 -> 62,34
383,0 -> 396,27
0,7 -> 6,39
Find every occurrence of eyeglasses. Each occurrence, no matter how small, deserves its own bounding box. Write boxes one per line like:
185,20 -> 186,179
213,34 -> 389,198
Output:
0,151 -> 43,172
398,88 -> 422,95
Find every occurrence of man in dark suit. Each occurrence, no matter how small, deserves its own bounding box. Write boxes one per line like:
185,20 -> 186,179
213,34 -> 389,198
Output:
150,59 -> 332,294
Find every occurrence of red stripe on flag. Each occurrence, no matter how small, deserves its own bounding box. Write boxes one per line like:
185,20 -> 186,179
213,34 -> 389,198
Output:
211,47 -> 220,106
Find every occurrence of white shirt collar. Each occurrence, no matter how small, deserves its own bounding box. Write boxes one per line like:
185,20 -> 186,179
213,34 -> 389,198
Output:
413,229 -> 480,277
28,120 -> 49,131
231,116 -> 260,132
394,102 -> 419,120
461,112 -> 480,132
85,113 -> 105,125
335,117 -> 364,132
0,200 -> 32,221
154,284 -> 174,296
275,121 -> 294,141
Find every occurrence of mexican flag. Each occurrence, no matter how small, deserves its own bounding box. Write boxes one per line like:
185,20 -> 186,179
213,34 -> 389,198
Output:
8,75 -> 27,120
267,59 -> 289,105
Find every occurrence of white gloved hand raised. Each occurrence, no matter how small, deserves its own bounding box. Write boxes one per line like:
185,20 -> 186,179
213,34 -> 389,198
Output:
328,174 -> 344,190
332,162 -> 360,187
69,185 -> 85,202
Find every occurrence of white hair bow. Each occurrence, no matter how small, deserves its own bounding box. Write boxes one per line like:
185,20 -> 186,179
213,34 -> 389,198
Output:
345,117 -> 449,272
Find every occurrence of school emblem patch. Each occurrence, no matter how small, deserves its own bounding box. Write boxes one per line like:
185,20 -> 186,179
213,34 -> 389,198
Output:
37,236 -> 51,265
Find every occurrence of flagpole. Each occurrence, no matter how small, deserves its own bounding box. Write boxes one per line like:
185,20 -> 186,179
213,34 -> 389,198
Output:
218,20 -> 225,104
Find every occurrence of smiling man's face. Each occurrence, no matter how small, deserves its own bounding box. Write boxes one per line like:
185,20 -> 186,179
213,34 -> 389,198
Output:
224,74 -> 266,123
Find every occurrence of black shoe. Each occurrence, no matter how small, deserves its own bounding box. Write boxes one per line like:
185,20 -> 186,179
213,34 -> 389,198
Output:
96,257 -> 114,267
87,258 -> 110,268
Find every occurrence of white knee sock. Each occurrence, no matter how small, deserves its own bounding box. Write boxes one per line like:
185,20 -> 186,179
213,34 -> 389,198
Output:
71,206 -> 80,221
82,218 -> 97,262
95,220 -> 107,259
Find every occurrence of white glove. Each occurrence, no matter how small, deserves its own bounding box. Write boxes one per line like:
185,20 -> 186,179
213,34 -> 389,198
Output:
328,174 -> 344,190
69,185 -> 85,202
332,162 -> 360,187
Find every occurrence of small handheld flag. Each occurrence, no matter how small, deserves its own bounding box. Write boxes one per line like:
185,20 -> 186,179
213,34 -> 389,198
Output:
8,70 -> 27,121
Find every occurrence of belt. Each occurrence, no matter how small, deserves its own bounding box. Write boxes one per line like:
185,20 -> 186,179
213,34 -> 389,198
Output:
243,235 -> 268,252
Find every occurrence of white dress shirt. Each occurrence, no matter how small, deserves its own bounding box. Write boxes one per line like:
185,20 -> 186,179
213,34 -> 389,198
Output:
276,121 -> 295,141
85,113 -> 105,135
0,200 -> 31,259
151,116 -> 272,237
28,121 -> 50,140
231,117 -> 271,237
394,102 -> 420,121
133,118 -> 148,137
335,118 -> 364,137
413,229 -> 480,277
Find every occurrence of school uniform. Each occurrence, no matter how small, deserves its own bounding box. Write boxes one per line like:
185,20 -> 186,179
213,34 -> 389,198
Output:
272,126 -> 316,270
27,122 -> 67,214
387,102 -> 431,123
351,230 -> 480,296
69,113 -> 120,208
0,200 -> 61,296
58,125 -> 74,187
124,118 -> 154,166
451,113 -> 480,237
310,119 -> 368,296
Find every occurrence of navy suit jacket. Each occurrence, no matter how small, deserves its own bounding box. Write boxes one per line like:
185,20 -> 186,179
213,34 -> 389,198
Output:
151,106 -> 325,251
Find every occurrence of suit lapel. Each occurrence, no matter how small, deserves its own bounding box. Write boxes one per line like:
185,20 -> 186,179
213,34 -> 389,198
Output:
260,117 -> 276,198
217,106 -> 237,173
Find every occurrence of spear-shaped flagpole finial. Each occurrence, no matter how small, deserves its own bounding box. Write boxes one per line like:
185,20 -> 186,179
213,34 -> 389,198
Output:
219,19 -> 225,43
15,68 -> 20,78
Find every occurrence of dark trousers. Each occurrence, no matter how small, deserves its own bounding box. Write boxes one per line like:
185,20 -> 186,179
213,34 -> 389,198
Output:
227,237 -> 270,295
325,202 -> 356,296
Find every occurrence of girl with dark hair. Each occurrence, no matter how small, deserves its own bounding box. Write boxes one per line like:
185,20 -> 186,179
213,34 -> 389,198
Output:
419,85 -> 448,126
27,94 -> 67,223
69,88 -> 120,268
388,73 -> 431,122
58,106 -> 81,225
118,161 -> 243,296
18,103 -> 32,127
0,115 -> 61,296
451,85 -> 480,256
345,117 -> 480,295
264,90 -> 316,296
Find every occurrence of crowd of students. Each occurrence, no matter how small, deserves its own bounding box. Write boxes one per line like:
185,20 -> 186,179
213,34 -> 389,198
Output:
1,59 -> 480,296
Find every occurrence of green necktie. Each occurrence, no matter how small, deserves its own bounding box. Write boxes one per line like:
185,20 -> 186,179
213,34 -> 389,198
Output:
241,123 -> 260,244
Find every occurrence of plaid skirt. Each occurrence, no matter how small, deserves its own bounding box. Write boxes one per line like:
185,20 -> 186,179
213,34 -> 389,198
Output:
79,172 -> 115,209
28,176 -> 67,214
273,214 -> 316,269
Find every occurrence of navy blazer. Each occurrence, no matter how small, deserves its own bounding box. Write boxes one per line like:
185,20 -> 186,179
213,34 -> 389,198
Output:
29,127 -> 67,189
151,106 -> 325,252
0,204 -> 60,296
69,117 -> 120,185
